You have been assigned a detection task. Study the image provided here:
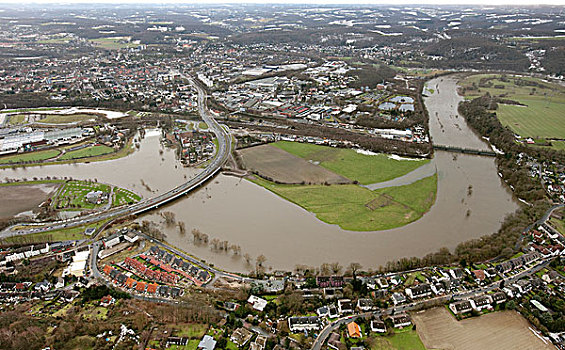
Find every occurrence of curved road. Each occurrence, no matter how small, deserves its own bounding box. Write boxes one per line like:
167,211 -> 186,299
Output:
1,76 -> 231,238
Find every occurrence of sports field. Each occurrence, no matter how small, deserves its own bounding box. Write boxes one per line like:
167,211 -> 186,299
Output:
0,149 -> 60,165
39,113 -> 96,124
251,174 -> 437,231
459,74 -> 565,143
272,141 -> 429,185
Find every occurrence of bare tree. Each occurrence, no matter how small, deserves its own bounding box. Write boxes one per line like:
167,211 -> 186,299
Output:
177,221 -> 186,235
162,211 -> 176,226
256,254 -> 267,267
348,262 -> 362,280
320,263 -> 331,276
244,253 -> 252,265
330,262 -> 342,275
230,244 -> 241,255
211,238 -> 220,250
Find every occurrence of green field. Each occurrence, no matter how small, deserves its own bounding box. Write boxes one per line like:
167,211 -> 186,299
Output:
112,187 -> 142,206
59,145 -> 114,160
272,141 -> 429,185
371,330 -> 428,350
39,113 -> 96,124
459,74 -> 565,144
198,121 -> 208,130
251,174 -> 437,231
0,149 -> 60,165
54,180 -> 111,210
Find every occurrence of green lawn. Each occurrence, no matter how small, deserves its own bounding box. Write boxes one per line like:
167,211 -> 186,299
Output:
59,145 -> 114,160
112,187 -> 142,206
198,121 -> 208,130
251,174 -> 437,231
54,180 -> 111,210
272,141 -> 429,185
6,114 -> 27,125
0,149 -> 60,164
371,329 -> 428,350
459,74 -> 565,144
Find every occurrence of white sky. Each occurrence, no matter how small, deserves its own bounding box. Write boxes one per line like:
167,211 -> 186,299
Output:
0,0 -> 564,5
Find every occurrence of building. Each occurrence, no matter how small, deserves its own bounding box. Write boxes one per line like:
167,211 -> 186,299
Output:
405,284 -> 432,299
471,295 -> 493,311
288,316 -> 321,332
390,314 -> 412,328
370,318 -> 386,333
338,299 -> 354,314
347,322 -> 362,338
449,300 -> 473,315
198,335 -> 217,350
230,328 -> 253,347
248,295 -> 268,312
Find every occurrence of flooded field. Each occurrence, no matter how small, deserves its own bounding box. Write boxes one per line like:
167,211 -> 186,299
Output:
0,183 -> 60,219
0,76 -> 520,273
413,307 -> 553,350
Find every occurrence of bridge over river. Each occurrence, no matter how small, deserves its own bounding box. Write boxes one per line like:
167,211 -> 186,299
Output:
433,144 -> 498,157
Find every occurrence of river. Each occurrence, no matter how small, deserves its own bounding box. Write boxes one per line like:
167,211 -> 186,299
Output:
0,76 -> 519,273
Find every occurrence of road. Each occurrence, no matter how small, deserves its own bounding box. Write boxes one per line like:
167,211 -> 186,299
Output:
310,257 -> 552,350
0,76 -> 232,239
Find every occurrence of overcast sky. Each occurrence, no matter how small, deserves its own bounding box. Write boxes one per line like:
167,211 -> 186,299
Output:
0,0 -> 564,5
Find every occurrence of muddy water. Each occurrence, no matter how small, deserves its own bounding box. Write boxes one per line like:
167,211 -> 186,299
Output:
0,129 -> 197,198
0,77 -> 519,273
143,76 -> 519,273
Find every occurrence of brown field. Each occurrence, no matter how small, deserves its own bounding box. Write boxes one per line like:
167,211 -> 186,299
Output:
413,307 -> 553,350
0,183 -> 60,218
238,144 -> 351,184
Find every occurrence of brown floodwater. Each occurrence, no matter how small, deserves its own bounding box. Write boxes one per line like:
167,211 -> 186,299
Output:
0,77 -> 519,273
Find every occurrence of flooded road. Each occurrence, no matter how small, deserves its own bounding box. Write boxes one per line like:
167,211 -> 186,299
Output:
0,76 -> 519,273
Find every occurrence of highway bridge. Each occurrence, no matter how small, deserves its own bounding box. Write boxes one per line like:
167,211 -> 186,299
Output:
1,75 -> 232,239
433,144 -> 498,157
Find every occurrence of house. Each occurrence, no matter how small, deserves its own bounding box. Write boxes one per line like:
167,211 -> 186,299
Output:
100,295 -> 115,307
491,291 -> 507,304
338,299 -> 354,314
136,281 -> 147,293
125,278 -> 137,289
449,300 -> 473,315
34,280 -> 51,293
327,332 -> 343,350
390,314 -> 411,328
198,335 -> 217,350
471,295 -> 492,311
55,277 -> 65,289
288,316 -> 321,332
357,298 -> 373,311
225,302 -> 240,312
472,270 -> 486,282
405,284 -> 432,299
147,283 -> 158,294
328,305 -> 339,318
391,292 -> 407,305
449,268 -> 465,280
513,279 -> 532,294
167,337 -> 189,346
251,335 -> 267,350
370,318 -> 386,333
347,322 -> 362,338
230,327 -> 253,347
248,295 -> 268,312
317,306 -> 329,317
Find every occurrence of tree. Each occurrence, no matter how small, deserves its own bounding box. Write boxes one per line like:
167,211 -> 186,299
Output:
162,211 -> 176,226
177,221 -> 186,235
330,262 -> 342,275
348,262 -> 362,280
244,253 -> 252,265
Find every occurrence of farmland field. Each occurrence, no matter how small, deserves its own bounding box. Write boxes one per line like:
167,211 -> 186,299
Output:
412,307 -> 553,350
272,141 -> 429,185
239,144 -> 351,184
458,74 -> 565,144
250,174 -> 436,231
0,182 -> 60,219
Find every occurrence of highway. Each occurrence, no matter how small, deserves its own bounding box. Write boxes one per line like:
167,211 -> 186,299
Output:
1,76 -> 232,239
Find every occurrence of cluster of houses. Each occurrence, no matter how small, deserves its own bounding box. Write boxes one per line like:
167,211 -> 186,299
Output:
147,246 -> 211,284
102,264 -> 183,299
166,129 -> 214,165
